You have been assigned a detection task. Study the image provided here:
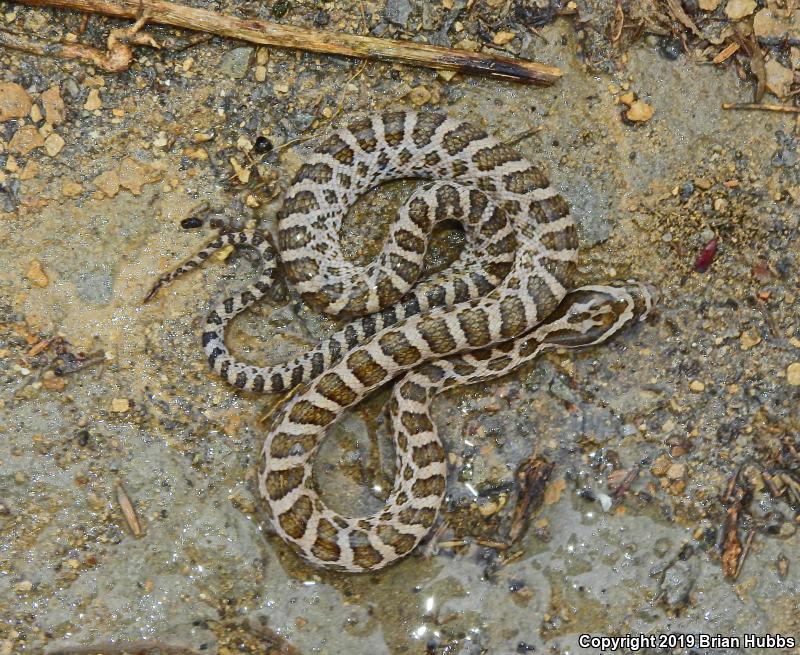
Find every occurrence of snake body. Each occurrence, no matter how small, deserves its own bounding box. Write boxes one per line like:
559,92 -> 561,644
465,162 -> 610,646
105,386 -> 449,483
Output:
147,111 -> 651,572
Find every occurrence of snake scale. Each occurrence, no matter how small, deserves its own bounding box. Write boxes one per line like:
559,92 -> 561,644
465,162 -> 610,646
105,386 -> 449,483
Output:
147,111 -> 652,572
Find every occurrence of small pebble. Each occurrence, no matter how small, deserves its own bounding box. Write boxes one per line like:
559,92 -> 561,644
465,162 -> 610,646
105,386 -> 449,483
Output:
219,47 -> 254,79
493,31 -> 516,45
19,161 -> 39,181
62,77 -> 80,99
689,380 -> 705,393
110,398 -> 131,412
94,170 -> 121,197
754,8 -> 800,41
385,0 -> 412,26
313,9 -> 329,26
44,133 -> 65,157
84,89 -> 102,111
236,135 -> 253,153
651,454 -> 671,477
786,363 -> 800,386
739,331 -> 761,351
212,244 -> 235,262
26,260 -> 49,287
272,0 -> 290,18
254,136 -> 273,153
41,85 -> 65,124
152,133 -> 169,149
777,553 -> 789,579
653,537 -> 672,556
29,103 -> 43,123
764,59 -> 793,99
193,131 -> 215,143
666,463 -> 686,480
597,493 -> 613,512
725,0 -> 756,20
408,86 -> 432,106
9,125 -> 44,155
626,100 -> 654,122
180,216 -> 203,229
61,181 -> 84,197
660,37 -> 682,60
0,82 -> 32,121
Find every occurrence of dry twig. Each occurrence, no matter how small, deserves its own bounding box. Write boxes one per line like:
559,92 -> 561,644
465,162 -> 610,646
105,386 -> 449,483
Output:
733,528 -> 756,580
610,467 -> 640,504
711,42 -> 739,65
722,103 -> 800,113
46,641 -> 202,655
115,481 -> 143,537
11,0 -> 561,85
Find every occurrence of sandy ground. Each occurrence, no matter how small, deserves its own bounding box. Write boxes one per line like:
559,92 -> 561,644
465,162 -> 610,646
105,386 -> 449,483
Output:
1,1 -> 799,653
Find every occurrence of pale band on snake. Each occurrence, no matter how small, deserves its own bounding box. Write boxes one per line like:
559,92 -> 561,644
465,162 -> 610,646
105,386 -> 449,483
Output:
146,111 -> 653,572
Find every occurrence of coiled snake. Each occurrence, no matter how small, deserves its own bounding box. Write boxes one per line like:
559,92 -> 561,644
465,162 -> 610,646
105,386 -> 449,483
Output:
147,111 -> 652,572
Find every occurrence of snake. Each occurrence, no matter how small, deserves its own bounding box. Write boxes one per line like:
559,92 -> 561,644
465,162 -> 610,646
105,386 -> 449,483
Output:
147,111 -> 652,572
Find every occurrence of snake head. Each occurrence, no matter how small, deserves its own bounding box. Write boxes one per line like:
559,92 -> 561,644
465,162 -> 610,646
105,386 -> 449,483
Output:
538,281 -> 655,349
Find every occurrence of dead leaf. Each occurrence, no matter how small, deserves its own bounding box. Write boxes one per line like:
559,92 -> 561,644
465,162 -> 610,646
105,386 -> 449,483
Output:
666,0 -> 702,37
722,509 -> 742,578
611,0 -> 624,46
543,477 -> 566,505
733,26 -> 766,102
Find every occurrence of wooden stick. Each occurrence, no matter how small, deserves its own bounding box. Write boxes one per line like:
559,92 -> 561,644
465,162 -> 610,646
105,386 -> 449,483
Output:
711,41 -> 739,65
46,642 -> 202,655
12,0 -> 562,85
722,102 -> 800,113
